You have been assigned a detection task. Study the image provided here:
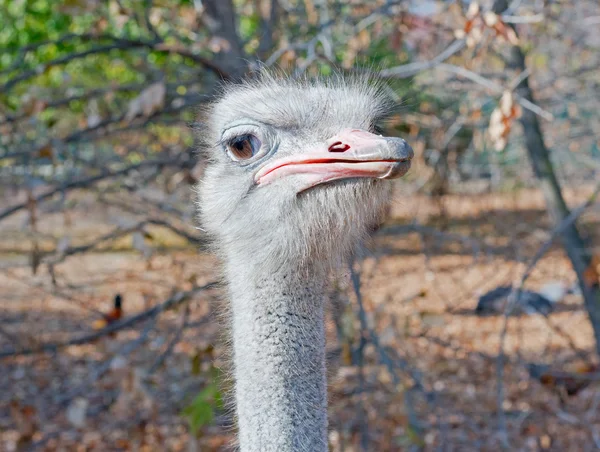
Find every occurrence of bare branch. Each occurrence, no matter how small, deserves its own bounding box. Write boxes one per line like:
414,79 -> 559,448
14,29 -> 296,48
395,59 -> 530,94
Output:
0,34 -> 231,93
0,282 -> 218,359
0,154 -> 194,224
495,181 -> 600,446
501,14 -> 544,24
379,39 -> 467,79
436,63 -> 554,121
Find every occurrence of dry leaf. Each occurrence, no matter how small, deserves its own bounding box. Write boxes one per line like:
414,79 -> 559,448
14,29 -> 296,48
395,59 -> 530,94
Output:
344,29 -> 371,68
112,367 -> 156,418
37,143 -> 54,160
125,82 -> 166,122
66,398 -> 88,429
466,2 -> 480,19
21,89 -> 48,116
109,0 -> 129,29
10,401 -> 37,445
483,11 -> 498,27
109,355 -> 129,374
488,91 -> 521,151
150,7 -> 163,27
499,90 -> 514,116
56,236 -> 71,257
583,255 -> 600,288
132,231 -> 151,258
419,311 -> 445,327
86,99 -> 102,128
208,37 -> 232,53
456,2 -> 518,48
491,18 -> 519,45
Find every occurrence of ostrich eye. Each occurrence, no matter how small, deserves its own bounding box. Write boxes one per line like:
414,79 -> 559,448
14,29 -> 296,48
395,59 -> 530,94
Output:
226,134 -> 262,161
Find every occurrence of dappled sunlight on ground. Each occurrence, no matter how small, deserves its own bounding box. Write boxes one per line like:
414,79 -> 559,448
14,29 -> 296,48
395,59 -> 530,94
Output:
1,190 -> 600,450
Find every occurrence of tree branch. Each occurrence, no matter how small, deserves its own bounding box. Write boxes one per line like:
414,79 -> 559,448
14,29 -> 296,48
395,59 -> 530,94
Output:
0,154 -> 194,224
0,282 -> 218,359
0,34 -> 230,93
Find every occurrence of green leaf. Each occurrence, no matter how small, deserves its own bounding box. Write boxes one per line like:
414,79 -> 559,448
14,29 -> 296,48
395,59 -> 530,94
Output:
181,376 -> 223,434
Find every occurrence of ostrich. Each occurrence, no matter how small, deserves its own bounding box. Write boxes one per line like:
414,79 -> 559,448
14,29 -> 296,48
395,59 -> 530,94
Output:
197,73 -> 413,451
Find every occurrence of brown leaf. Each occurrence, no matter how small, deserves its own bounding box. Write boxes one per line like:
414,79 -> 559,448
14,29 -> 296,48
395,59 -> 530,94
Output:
21,94 -> 47,117
208,37 -> 232,53
341,342 -> 353,366
488,91 -> 519,151
37,144 -> 53,160
112,367 -> 156,419
10,401 -> 37,445
125,82 -> 166,122
583,255 -> 600,288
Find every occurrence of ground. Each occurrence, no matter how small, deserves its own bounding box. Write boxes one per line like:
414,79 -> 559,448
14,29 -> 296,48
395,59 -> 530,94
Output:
1,185 -> 599,451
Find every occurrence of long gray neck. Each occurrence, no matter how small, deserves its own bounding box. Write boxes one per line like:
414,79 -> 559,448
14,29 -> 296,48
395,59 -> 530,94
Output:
226,260 -> 328,452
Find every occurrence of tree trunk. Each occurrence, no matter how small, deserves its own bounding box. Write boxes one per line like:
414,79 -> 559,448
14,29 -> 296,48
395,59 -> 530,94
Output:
256,0 -> 280,61
202,0 -> 248,80
493,0 -> 600,355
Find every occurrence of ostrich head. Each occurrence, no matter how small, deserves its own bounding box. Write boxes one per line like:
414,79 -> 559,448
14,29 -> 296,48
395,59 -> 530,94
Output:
199,73 -> 412,275
197,73 -> 413,451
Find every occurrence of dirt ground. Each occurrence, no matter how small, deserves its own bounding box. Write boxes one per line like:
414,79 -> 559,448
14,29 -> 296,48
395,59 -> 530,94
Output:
1,185 -> 600,451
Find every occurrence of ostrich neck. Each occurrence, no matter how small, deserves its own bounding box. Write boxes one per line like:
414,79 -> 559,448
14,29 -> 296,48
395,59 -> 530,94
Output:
226,259 -> 328,452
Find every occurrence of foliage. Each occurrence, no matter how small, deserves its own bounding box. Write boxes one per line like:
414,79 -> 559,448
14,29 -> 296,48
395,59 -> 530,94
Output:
181,367 -> 224,435
0,0 -> 599,450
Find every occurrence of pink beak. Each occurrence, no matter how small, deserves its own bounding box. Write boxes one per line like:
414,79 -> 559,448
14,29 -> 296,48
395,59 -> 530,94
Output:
254,129 -> 413,190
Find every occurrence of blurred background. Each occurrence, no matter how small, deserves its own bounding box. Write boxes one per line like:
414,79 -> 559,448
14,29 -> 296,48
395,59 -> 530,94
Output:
1,0 -> 600,450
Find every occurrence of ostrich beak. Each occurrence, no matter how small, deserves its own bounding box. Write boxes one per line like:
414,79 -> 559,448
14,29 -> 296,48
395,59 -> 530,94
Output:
255,128 -> 413,189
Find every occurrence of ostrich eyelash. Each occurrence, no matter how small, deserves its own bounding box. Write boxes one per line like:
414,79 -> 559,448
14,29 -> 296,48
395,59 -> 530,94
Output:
217,136 -> 236,148
371,124 -> 385,135
218,127 -> 261,148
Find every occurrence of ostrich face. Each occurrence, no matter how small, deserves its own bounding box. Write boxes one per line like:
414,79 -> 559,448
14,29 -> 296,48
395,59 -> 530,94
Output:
198,75 -> 413,271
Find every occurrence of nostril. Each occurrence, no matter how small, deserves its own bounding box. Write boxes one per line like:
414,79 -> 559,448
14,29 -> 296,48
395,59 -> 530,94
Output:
328,141 -> 351,153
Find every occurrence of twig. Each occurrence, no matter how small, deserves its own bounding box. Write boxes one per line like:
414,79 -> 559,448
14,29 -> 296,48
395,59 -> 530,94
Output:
495,181 -> 600,446
0,154 -> 193,224
1,42 -> 149,93
514,182 -> 599,285
0,79 -> 204,128
56,315 -> 159,407
379,39 -> 467,78
592,428 -> 600,450
0,34 -> 229,93
0,324 -> 21,345
377,222 -> 485,257
354,273 -> 370,451
45,222 -> 152,266
381,51 -> 554,121
348,260 -> 431,443
348,261 -> 431,392
0,282 -> 218,359
147,304 -> 201,374
538,314 -> 589,362
501,14 -> 544,24
0,268 -> 106,317
436,64 -> 554,121
43,218 -> 204,267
